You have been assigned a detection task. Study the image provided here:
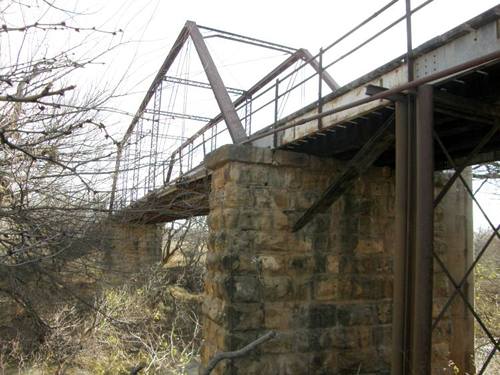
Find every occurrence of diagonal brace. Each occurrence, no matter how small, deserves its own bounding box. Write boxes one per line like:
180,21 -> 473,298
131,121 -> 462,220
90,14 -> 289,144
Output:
187,21 -> 247,143
293,114 -> 395,232
432,250 -> 500,353
434,129 -> 500,237
432,223 -> 500,331
434,120 -> 500,207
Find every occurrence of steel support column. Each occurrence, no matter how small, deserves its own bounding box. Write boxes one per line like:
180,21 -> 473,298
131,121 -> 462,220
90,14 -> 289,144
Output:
411,84 -> 434,374
392,100 -> 411,375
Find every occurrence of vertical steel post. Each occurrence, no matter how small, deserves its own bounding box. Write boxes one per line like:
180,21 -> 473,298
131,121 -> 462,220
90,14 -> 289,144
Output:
405,0 -> 414,82
274,78 -> 279,148
392,100 -> 411,375
411,84 -> 434,375
394,3 -> 417,373
318,47 -> 323,129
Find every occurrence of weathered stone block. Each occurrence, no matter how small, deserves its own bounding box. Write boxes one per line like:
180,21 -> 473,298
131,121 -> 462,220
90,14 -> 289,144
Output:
337,303 -> 376,326
260,331 -> 294,353
219,185 -> 255,208
307,303 -> 337,328
228,303 -> 264,331
202,296 -> 226,325
287,255 -> 315,274
264,303 -> 294,330
355,239 -> 384,254
205,144 -> 273,170
272,149 -> 310,167
314,275 -> 338,301
270,189 -> 289,209
231,275 -> 260,302
291,276 -> 313,300
257,254 -> 285,274
261,276 -> 292,300
208,230 -> 254,253
326,255 -> 340,273
254,231 -> 296,252
276,353 -> 313,374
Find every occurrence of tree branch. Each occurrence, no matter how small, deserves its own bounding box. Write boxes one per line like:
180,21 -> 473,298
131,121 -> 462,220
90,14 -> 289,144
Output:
201,331 -> 276,375
0,85 -> 76,103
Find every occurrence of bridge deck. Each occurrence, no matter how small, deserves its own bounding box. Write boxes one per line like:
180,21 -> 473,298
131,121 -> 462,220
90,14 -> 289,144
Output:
119,7 -> 500,224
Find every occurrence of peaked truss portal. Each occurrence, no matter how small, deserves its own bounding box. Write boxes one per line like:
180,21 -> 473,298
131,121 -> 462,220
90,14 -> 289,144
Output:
109,21 -> 340,211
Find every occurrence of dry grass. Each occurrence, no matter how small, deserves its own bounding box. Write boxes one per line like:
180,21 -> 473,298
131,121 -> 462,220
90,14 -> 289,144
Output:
0,265 -> 203,374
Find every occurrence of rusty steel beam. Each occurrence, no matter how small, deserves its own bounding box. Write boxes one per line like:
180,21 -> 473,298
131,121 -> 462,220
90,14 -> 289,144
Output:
411,84 -> 434,375
187,21 -> 247,143
143,109 -> 212,123
162,50 -> 307,178
123,24 -> 191,147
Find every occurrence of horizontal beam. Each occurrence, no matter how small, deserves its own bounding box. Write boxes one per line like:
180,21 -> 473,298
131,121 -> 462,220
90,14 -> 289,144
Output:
246,49 -> 500,145
143,109 -> 212,123
164,76 -> 245,96
365,84 -> 406,102
198,24 -> 297,54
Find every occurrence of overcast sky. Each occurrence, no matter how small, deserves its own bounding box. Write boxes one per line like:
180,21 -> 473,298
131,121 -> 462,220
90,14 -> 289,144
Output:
57,0 -> 498,112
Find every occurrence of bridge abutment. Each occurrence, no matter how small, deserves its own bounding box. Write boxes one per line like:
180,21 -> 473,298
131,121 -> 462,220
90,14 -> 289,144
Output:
201,144 -> 473,374
99,221 -> 162,277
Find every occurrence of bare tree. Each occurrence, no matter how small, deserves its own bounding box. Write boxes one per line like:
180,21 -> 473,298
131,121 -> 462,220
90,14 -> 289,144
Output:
0,0 -> 123,345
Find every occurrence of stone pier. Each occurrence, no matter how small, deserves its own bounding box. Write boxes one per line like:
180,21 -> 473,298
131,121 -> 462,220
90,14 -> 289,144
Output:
201,145 -> 473,374
99,221 -> 162,277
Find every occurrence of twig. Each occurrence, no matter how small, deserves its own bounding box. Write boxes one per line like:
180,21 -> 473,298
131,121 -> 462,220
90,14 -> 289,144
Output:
201,331 -> 276,375
0,85 -> 75,102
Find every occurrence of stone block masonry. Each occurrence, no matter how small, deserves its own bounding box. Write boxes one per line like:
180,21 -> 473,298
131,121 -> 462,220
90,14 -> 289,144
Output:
93,220 -> 162,280
201,145 -> 473,375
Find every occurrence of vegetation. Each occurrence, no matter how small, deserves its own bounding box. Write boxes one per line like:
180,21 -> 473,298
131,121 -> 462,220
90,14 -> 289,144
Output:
0,263 -> 204,374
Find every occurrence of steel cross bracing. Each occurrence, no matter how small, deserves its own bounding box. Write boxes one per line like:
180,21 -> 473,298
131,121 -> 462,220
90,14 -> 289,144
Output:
431,122 -> 500,374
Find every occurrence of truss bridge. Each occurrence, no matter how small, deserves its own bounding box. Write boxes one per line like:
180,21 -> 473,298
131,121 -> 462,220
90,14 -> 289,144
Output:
108,3 -> 500,374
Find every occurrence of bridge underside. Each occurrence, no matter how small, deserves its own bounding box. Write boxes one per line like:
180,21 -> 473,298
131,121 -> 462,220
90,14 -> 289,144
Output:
114,169 -> 210,224
280,60 -> 500,168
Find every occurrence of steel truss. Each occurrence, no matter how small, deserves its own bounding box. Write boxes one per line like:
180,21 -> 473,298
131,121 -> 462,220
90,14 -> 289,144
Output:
109,20 -> 340,211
